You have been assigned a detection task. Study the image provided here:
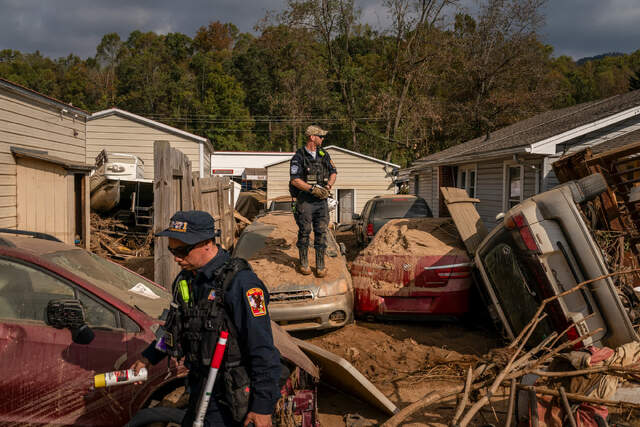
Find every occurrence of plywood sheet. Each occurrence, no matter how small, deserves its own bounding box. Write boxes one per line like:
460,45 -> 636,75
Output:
440,186 -> 488,256
293,338 -> 398,416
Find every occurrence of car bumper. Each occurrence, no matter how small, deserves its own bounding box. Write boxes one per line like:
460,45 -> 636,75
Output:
268,293 -> 353,331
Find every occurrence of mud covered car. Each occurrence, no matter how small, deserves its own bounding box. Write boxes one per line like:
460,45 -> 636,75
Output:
234,212 -> 354,331
0,231 -> 320,426
352,195 -> 432,246
351,218 -> 472,320
474,174 -> 639,348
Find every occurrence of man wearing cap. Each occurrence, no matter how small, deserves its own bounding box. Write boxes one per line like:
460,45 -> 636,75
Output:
129,211 -> 281,427
289,125 -> 337,277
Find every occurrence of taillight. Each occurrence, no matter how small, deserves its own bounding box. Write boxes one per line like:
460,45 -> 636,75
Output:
366,223 -> 374,236
504,212 -> 539,252
566,325 -> 585,349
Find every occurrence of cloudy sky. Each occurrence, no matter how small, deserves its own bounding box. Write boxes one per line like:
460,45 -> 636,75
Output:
1,0 -> 638,61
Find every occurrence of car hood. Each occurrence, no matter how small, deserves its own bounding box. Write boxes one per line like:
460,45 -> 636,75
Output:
234,212 -> 352,292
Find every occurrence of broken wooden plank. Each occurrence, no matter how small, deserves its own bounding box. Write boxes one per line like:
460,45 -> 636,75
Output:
440,187 -> 488,256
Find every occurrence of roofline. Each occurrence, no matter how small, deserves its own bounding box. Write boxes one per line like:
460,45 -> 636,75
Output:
527,105 -> 640,154
0,78 -> 89,117
264,145 -> 400,168
213,151 -> 296,155
11,146 -> 93,172
89,108 -> 210,145
413,147 -> 536,168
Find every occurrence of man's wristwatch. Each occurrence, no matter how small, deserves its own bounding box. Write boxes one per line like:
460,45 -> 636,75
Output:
326,184 -> 332,189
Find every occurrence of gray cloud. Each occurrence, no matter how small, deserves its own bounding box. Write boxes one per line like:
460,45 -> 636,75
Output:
0,0 -> 638,61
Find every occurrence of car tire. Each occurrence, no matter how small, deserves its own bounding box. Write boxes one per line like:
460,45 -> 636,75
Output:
569,173 -> 608,203
124,407 -> 185,427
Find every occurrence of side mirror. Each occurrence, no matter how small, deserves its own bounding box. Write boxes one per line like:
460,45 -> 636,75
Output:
352,213 -> 361,220
46,299 -> 94,345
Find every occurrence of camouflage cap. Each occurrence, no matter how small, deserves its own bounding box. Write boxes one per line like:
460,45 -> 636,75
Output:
305,125 -> 328,137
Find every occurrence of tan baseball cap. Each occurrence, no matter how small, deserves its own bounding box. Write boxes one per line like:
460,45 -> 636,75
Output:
305,125 -> 328,137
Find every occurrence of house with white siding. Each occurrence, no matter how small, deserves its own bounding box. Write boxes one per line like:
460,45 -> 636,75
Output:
408,90 -> 640,228
87,108 -> 213,179
0,78 -> 92,246
265,145 -> 399,223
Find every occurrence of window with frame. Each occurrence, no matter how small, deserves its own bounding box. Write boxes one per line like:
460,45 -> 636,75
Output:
0,259 -> 74,321
457,165 -> 477,198
506,165 -> 524,209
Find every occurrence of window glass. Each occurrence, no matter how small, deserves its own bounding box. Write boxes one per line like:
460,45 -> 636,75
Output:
0,259 -> 74,321
508,166 -> 522,208
42,249 -> 170,319
469,170 -> 477,198
483,243 -> 553,344
459,170 -> 467,189
78,292 -> 118,329
372,199 -> 432,219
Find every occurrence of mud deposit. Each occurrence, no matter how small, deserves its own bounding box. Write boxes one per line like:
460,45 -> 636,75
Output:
306,321 -> 503,426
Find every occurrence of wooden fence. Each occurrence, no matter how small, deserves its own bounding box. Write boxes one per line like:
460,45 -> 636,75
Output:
153,140 -> 235,287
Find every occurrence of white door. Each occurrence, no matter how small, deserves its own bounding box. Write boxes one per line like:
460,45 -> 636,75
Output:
338,189 -> 355,223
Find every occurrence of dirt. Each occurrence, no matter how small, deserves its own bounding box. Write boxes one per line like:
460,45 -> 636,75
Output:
305,321 -> 503,426
247,212 -> 348,289
363,218 -> 467,257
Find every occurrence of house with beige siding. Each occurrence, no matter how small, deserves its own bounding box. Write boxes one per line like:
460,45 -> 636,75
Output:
265,145 -> 399,223
87,108 -> 213,179
408,90 -> 640,228
0,78 -> 92,246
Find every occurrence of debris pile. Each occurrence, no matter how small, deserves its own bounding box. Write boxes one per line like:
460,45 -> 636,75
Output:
90,213 -> 153,260
380,276 -> 640,427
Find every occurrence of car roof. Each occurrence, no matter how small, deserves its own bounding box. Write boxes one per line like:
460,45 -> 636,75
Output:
0,234 -> 78,256
374,194 -> 419,199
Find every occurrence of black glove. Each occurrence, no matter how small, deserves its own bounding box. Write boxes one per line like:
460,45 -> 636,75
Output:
310,184 -> 330,199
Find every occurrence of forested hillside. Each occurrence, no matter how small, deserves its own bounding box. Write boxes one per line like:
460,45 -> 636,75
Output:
2,0 -> 640,166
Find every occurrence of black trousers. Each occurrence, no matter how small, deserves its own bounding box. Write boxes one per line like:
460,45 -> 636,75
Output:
294,197 -> 328,251
181,373 -> 238,427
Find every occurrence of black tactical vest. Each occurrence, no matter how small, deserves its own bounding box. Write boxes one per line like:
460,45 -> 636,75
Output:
289,147 -> 332,198
162,258 -> 250,369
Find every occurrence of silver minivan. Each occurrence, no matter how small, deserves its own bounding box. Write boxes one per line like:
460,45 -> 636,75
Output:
475,174 -> 638,348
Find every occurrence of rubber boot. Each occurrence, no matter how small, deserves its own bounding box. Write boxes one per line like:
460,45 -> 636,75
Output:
315,249 -> 327,278
298,247 -> 311,275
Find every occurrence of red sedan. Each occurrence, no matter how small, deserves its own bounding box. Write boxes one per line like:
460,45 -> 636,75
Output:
350,218 -> 472,319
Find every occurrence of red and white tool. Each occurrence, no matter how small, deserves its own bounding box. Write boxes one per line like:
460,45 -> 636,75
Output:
193,331 -> 229,427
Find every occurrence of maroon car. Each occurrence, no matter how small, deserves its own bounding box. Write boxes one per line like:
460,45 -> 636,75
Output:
351,218 -> 472,319
0,231 -> 320,426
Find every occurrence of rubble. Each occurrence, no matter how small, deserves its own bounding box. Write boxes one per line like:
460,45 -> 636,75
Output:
90,213 -> 153,261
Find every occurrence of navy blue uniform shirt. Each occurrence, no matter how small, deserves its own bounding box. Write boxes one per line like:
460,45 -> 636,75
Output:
142,248 -> 281,415
289,147 -> 337,199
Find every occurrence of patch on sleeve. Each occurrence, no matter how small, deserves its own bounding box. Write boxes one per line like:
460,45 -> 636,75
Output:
246,288 -> 267,317
290,164 -> 299,174
330,159 -> 336,169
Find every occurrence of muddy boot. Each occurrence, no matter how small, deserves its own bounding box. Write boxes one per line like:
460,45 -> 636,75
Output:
315,249 -> 327,277
298,247 -> 311,275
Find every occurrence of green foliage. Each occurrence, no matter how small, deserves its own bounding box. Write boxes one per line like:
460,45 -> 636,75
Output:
1,9 -> 639,167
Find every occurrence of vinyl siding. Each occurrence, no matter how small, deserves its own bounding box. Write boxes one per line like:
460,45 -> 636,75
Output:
0,88 -> 87,228
87,114 -> 205,179
266,148 -> 396,222
410,167 -> 437,215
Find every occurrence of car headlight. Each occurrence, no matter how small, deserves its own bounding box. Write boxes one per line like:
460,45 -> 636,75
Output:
317,279 -> 348,297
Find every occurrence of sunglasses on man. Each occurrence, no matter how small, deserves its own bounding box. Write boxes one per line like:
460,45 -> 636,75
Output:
168,243 -> 197,258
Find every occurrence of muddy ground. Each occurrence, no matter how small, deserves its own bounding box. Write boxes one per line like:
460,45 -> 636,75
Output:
300,321 -> 504,426
301,231 -> 505,426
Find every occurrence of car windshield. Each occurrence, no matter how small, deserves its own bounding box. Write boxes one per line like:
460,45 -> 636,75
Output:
41,249 -> 170,319
271,201 -> 293,211
373,199 -> 432,219
481,241 -> 554,345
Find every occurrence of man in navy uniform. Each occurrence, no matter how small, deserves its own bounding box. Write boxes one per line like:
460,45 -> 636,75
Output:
130,211 -> 281,427
289,125 -> 337,277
